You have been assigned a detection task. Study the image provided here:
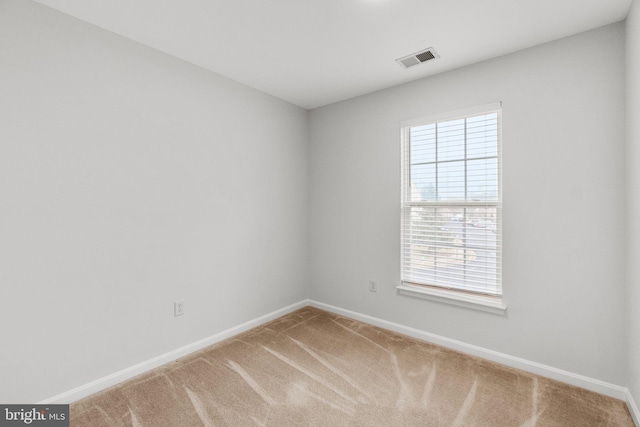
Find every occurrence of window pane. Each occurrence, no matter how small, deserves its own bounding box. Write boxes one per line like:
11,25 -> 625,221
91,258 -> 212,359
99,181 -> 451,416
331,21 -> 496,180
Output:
404,206 -> 436,274
437,160 -> 465,200
410,124 -> 436,164
463,207 -> 499,294
402,205 -> 500,293
467,158 -> 498,201
437,119 -> 465,161
411,163 -> 436,201
467,114 -> 498,159
403,205 -> 499,294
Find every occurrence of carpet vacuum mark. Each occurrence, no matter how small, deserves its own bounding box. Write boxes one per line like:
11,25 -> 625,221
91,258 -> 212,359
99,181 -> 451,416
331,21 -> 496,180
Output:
71,307 -> 634,426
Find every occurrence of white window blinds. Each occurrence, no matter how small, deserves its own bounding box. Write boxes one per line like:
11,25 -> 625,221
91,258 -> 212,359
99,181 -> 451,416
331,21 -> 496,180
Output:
401,103 -> 502,296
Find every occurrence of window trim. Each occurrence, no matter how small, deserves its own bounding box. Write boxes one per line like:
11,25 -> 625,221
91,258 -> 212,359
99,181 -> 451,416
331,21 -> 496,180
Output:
399,102 -> 505,313
396,282 -> 507,315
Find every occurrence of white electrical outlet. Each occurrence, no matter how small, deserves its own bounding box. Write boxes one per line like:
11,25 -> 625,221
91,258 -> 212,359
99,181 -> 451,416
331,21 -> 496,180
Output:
174,300 -> 185,317
369,280 -> 377,292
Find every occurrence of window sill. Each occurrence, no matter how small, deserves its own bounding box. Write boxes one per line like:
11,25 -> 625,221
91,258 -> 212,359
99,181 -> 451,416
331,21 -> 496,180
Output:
396,283 -> 507,315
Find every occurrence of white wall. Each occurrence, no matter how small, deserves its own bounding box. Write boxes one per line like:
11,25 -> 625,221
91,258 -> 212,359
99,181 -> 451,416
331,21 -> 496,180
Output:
627,0 -> 640,406
309,23 -> 627,385
0,0 -> 308,403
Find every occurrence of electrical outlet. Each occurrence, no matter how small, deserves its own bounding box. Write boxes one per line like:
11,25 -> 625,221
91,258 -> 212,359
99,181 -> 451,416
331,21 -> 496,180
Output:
369,280 -> 377,292
174,300 -> 185,317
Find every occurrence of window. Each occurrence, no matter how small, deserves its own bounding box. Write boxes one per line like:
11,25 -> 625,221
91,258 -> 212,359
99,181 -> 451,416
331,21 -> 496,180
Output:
399,103 -> 503,312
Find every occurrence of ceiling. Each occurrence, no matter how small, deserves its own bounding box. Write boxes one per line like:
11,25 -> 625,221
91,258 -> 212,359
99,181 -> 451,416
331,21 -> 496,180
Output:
32,0 -> 632,110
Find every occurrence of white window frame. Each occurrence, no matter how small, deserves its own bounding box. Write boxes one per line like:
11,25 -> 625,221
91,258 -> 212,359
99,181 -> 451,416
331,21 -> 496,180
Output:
397,102 -> 506,314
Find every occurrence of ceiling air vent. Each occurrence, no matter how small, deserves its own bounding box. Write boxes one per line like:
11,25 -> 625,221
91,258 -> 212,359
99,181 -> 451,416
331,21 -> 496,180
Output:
396,48 -> 439,69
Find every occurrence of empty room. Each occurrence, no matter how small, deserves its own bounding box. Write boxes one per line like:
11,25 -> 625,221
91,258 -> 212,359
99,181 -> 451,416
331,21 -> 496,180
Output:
2,0 -> 640,425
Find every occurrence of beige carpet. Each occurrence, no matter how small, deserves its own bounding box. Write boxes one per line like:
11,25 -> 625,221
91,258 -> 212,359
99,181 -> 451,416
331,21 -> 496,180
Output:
71,307 -> 634,426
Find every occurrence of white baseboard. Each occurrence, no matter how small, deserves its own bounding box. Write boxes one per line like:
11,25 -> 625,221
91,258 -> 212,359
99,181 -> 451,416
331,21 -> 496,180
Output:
627,389 -> 640,427
308,300 -> 631,402
39,299 -> 309,404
